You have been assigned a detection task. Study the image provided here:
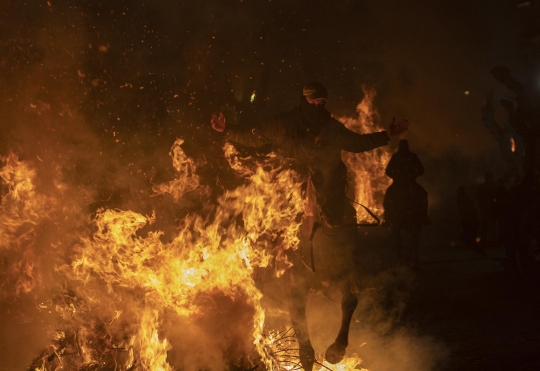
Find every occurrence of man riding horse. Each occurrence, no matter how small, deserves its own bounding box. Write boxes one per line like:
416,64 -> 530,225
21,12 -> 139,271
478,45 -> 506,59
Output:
211,82 -> 408,370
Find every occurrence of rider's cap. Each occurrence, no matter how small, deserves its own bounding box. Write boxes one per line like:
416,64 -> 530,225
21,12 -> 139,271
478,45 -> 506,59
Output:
302,82 -> 328,104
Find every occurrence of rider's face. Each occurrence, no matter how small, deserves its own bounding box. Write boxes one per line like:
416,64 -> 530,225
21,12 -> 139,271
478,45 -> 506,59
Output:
306,97 -> 326,107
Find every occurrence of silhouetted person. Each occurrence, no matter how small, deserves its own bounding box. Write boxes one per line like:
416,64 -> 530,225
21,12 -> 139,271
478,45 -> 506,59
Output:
477,171 -> 498,248
490,66 -> 540,179
503,175 -> 539,272
481,90 -> 524,180
490,66 -> 540,275
383,139 -> 429,269
456,186 -> 482,255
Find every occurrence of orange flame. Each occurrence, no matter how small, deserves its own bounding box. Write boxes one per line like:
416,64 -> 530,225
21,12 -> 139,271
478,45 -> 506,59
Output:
317,354 -> 369,371
53,139 -> 304,370
337,86 -> 392,221
0,153 -> 80,296
3,92 -> 390,370
152,138 -> 208,200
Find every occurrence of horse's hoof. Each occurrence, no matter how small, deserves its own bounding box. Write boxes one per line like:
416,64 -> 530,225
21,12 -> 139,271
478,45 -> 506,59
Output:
299,342 -> 315,371
325,342 -> 346,364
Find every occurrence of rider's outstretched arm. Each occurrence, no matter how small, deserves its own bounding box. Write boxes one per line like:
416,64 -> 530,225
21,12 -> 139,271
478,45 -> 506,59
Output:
334,117 -> 408,153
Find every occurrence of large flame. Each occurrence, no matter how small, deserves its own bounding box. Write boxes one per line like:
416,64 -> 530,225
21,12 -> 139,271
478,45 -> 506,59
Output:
338,86 -> 393,222
2,87 -> 390,370
1,139 -> 304,371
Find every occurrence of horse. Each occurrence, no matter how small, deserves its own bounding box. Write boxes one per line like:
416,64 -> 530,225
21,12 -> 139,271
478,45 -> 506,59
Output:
275,181 -> 370,371
227,142 -> 377,371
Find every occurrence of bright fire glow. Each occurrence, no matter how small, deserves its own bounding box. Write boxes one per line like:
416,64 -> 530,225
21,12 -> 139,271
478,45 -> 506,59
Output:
317,355 -> 369,371
2,141 -> 304,370
338,85 -> 393,222
1,87 -> 389,370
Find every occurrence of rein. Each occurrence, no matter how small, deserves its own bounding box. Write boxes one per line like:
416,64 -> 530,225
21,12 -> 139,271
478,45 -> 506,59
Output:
342,199 -> 381,228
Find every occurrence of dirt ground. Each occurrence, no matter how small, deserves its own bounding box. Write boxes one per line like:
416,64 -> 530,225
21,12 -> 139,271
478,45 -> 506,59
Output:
280,223 -> 540,371
410,233 -> 540,371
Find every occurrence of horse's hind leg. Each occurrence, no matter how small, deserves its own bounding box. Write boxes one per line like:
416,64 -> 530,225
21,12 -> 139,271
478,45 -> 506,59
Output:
288,285 -> 315,371
325,280 -> 358,364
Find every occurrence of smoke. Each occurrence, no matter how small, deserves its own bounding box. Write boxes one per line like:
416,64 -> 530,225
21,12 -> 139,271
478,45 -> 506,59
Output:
162,295 -> 258,371
0,0 -> 526,370
287,222 -> 446,371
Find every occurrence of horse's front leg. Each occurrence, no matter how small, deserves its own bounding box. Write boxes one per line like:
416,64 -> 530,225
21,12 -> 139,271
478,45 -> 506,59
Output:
325,280 -> 358,364
287,282 -> 315,371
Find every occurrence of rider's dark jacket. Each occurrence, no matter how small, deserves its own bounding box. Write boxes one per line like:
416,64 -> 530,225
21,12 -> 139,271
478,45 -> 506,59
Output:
226,98 -> 390,226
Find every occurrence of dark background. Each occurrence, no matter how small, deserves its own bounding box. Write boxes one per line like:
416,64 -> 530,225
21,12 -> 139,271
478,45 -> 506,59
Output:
1,1 -> 540,370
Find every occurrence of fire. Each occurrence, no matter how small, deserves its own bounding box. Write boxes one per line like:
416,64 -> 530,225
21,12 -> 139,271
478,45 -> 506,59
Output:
0,138 -> 304,370
510,136 -> 516,153
261,328 -> 302,371
316,355 -> 369,371
261,330 -> 371,371
338,86 -> 393,222
152,138 -> 207,201
3,87 -> 388,370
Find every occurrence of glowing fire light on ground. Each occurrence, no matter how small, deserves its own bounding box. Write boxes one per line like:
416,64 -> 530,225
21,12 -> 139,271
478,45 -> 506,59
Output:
1,89 -> 387,371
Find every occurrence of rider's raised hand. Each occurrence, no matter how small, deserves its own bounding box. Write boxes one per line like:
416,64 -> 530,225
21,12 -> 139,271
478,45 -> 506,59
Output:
386,117 -> 409,139
211,112 -> 226,132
